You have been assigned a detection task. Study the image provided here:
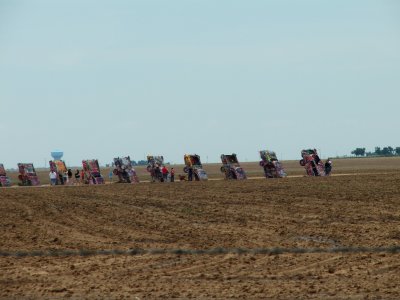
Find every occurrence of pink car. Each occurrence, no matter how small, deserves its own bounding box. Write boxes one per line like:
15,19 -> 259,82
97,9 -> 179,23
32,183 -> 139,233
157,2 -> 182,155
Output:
0,164 -> 11,187
17,163 -> 40,186
299,149 -> 326,176
82,160 -> 104,184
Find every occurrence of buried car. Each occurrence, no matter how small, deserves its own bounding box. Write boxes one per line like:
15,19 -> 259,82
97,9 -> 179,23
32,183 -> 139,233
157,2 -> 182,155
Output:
0,164 -> 11,187
259,150 -> 286,178
220,154 -> 246,180
17,163 -> 40,186
299,149 -> 326,176
82,159 -> 104,184
183,154 -> 208,181
113,156 -> 139,183
146,155 -> 165,182
49,159 -> 67,185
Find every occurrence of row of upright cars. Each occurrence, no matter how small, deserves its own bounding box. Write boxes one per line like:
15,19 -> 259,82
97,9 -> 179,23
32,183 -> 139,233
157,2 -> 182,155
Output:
0,149 -> 330,187
0,160 -> 106,187
179,149 -> 331,181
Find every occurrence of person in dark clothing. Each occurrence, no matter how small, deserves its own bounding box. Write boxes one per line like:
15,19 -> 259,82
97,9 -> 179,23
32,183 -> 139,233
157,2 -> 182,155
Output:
74,170 -> 80,185
170,168 -> 175,182
325,159 -> 332,175
188,167 -> 193,181
58,173 -> 64,185
155,165 -> 162,182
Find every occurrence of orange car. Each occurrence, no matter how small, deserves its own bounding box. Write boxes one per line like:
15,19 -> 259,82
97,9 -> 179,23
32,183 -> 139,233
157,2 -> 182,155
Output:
183,154 -> 208,181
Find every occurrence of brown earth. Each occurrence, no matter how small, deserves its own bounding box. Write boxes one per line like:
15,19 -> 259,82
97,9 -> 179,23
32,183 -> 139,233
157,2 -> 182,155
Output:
1,159 -> 400,299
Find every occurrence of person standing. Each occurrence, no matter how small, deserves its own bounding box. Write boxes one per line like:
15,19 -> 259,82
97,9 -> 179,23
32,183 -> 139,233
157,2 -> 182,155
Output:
162,166 -> 169,182
63,170 -> 69,185
58,173 -> 64,185
325,159 -> 332,175
49,170 -> 57,186
155,164 -> 162,182
67,169 -> 73,184
74,169 -> 80,185
80,169 -> 85,184
188,167 -> 193,181
108,169 -> 113,183
170,168 -> 175,182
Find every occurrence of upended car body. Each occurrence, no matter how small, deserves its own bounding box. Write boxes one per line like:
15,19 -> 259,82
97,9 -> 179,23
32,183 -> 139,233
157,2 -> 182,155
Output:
113,156 -> 139,183
259,150 -> 286,178
49,160 -> 67,185
299,149 -> 326,176
220,154 -> 247,180
82,159 -> 105,184
183,154 -> 208,181
17,163 -> 40,186
0,164 -> 11,187
146,155 -> 164,182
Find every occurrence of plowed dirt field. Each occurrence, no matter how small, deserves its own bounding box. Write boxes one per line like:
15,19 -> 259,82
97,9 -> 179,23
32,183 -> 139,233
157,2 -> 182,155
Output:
1,160 -> 400,299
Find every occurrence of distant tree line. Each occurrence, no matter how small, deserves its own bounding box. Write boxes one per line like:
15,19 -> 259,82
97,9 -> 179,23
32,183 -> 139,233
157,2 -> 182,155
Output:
131,160 -> 170,166
351,147 -> 400,157
132,160 -> 148,166
109,160 -> 170,167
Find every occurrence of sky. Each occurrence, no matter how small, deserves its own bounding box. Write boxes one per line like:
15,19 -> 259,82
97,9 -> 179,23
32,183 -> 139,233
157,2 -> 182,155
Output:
0,0 -> 399,167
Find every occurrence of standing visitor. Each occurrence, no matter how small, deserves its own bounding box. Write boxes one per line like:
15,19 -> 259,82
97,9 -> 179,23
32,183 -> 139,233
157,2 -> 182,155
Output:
109,169 -> 113,183
59,173 -> 64,185
162,166 -> 169,182
325,159 -> 332,175
155,164 -> 162,182
63,170 -> 69,185
67,169 -> 73,184
188,167 -> 193,181
170,168 -> 175,182
74,169 -> 80,185
80,169 -> 85,184
49,170 -> 57,185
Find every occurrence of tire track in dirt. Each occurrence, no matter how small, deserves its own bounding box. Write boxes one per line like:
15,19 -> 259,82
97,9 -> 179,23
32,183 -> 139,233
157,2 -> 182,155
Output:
275,255 -> 343,276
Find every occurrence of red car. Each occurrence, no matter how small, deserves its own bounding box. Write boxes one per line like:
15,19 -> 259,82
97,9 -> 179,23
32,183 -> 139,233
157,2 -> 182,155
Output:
299,149 -> 326,176
17,163 -> 40,186
0,164 -> 11,187
82,159 -> 104,184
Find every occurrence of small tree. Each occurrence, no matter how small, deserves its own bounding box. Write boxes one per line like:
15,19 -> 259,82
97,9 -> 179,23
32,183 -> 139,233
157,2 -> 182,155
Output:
351,148 -> 366,156
395,147 -> 400,156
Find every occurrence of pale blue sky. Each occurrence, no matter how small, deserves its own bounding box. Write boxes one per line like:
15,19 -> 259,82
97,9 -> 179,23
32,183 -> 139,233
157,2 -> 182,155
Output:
0,0 -> 399,167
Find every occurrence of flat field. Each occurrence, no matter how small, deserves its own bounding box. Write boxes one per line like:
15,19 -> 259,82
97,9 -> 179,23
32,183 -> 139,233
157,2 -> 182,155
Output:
1,158 -> 400,299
